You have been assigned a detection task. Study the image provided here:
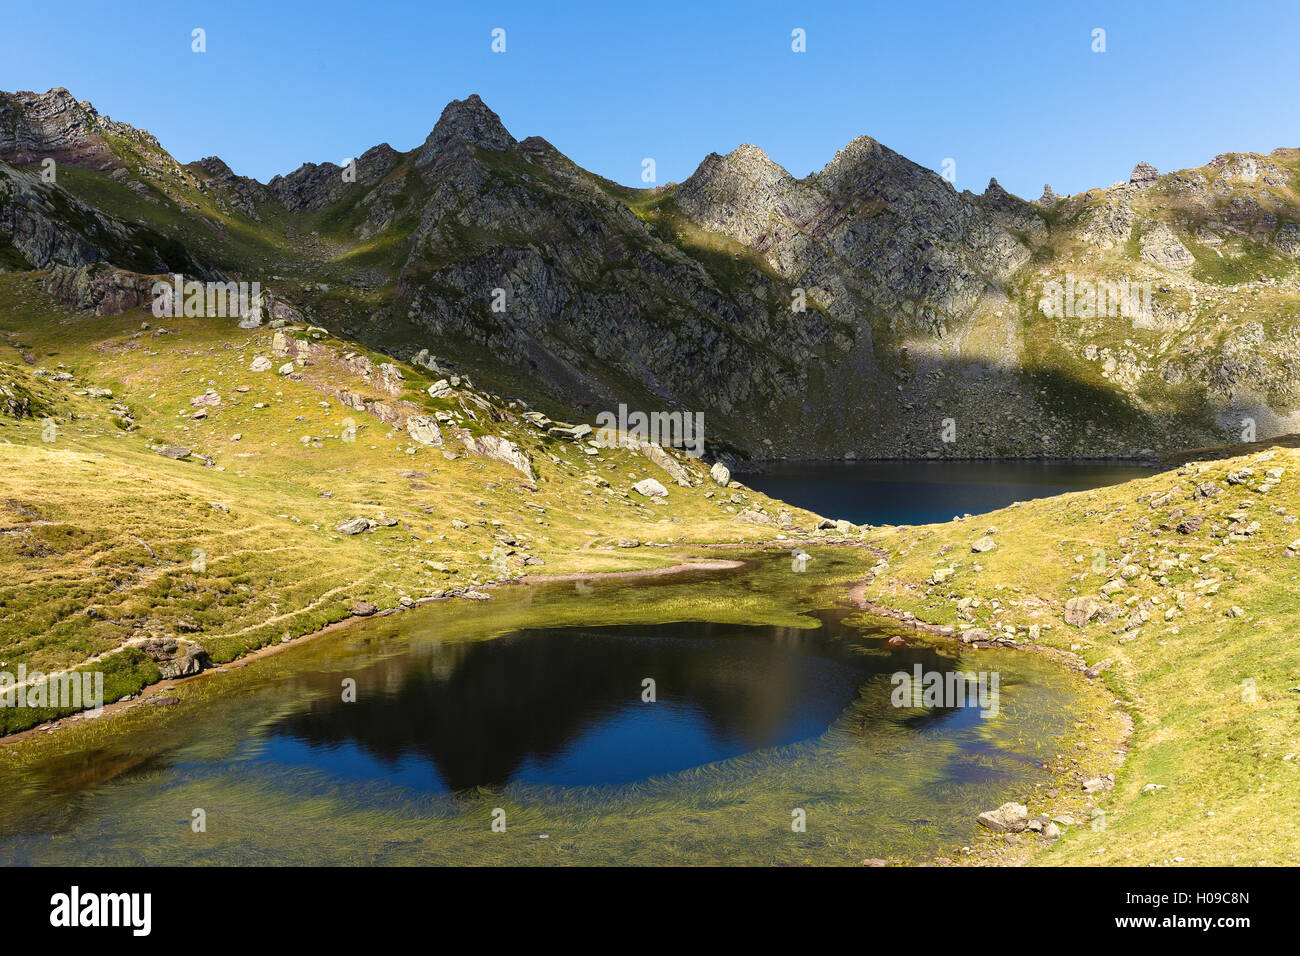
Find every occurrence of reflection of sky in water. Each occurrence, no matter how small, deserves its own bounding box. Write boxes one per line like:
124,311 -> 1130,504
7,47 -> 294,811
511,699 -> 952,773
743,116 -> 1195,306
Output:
0,568 -> 1086,865
256,622 -> 897,791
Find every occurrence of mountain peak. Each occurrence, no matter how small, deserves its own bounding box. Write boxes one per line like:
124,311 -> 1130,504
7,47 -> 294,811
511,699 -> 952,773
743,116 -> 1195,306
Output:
417,94 -> 515,167
680,143 -> 791,194
0,86 -> 121,170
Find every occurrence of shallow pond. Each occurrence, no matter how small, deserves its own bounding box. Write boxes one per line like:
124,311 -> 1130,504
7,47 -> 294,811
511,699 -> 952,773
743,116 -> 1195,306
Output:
0,553 -> 1091,865
737,459 -> 1155,525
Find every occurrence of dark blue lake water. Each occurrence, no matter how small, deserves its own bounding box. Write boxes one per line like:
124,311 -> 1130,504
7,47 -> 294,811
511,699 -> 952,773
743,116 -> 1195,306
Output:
736,459 -> 1155,525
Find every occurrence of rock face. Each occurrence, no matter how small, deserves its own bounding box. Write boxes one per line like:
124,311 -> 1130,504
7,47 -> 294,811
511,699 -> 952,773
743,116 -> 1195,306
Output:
0,88 -> 138,171
44,263 -> 156,316
267,143 -> 399,212
674,138 -> 1034,334
8,85 -> 1300,460
0,165 -> 206,276
417,95 -> 515,167
1139,223 -> 1195,269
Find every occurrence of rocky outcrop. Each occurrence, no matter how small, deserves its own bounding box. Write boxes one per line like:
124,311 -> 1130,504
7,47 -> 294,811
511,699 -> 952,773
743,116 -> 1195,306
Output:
135,638 -> 210,680
7,85 -> 1300,462
416,95 -> 516,169
44,263 -> 156,315
405,415 -> 443,446
676,137 -> 1035,333
0,88 -> 128,171
1129,162 -> 1159,188
0,159 -> 209,274
267,143 -> 400,212
1139,223 -> 1195,269
189,156 -> 271,219
457,432 -> 534,481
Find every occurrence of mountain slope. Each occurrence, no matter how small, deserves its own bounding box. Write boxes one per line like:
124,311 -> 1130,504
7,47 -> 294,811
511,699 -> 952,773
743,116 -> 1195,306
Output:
4,86 -> 1300,461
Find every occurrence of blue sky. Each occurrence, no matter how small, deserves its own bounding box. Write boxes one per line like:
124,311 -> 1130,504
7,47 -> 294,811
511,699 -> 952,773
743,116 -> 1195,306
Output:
3,0 -> 1297,199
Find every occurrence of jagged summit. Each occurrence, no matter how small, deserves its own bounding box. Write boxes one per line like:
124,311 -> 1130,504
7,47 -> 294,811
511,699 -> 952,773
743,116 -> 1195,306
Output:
417,94 -> 515,167
1130,162 -> 1159,188
5,84 -> 1300,462
0,87 -> 126,170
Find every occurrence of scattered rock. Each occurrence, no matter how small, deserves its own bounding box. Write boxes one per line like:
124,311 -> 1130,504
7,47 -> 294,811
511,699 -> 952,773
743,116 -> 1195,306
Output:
1064,596 -> 1099,626
977,802 -> 1029,833
405,415 -> 444,447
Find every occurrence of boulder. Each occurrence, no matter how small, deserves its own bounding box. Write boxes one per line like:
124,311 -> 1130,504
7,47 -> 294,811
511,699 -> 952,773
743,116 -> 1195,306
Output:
971,535 -> 996,553
458,433 -> 535,481
43,263 -> 155,316
405,415 -> 444,447
977,802 -> 1029,833
710,461 -> 731,486
633,477 -> 669,498
336,517 -> 371,535
1064,596 -> 1099,626
136,638 -> 210,680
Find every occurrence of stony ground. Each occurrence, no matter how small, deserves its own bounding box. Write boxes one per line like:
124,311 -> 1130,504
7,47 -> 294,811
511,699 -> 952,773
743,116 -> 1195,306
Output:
858,444 -> 1300,864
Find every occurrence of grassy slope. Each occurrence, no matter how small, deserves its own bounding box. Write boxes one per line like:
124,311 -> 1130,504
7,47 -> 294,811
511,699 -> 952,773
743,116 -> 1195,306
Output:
0,270 -> 830,733
859,445 -> 1300,864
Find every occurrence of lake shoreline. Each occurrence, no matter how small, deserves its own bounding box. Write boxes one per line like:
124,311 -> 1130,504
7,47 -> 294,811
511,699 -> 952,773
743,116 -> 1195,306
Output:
0,558 -> 749,746
0,544 -> 1127,868
837,553 -> 1134,867
735,454 -> 1165,476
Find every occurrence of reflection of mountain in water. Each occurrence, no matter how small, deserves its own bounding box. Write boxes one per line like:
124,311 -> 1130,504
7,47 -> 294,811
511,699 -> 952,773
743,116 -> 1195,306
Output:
265,615 -> 968,791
